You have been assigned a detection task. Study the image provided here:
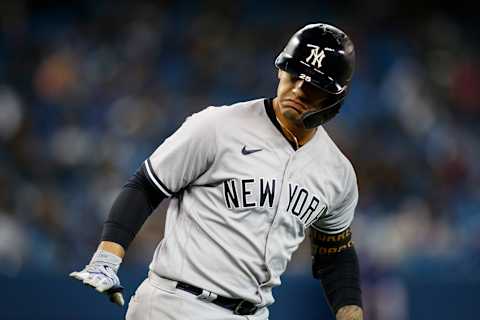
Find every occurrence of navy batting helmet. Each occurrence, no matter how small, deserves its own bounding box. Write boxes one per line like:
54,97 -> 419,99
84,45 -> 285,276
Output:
275,23 -> 355,128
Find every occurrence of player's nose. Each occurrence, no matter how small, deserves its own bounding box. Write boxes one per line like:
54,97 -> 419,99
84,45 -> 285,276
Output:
292,79 -> 330,106
292,79 -> 307,97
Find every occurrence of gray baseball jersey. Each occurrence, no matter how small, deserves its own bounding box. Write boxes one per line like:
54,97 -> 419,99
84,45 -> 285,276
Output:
145,98 -> 358,307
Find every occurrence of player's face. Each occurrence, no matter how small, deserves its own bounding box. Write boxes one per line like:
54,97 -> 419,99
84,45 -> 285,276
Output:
276,70 -> 332,126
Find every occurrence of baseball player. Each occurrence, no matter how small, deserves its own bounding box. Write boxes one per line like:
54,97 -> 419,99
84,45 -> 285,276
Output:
71,23 -> 363,320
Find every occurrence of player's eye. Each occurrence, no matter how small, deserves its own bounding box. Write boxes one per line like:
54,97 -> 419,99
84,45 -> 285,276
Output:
288,73 -> 300,82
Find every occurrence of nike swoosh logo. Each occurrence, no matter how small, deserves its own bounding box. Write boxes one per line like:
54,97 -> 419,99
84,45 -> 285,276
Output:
242,145 -> 263,155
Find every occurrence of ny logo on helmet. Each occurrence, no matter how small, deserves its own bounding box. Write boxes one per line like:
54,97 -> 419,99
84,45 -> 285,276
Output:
305,44 -> 326,69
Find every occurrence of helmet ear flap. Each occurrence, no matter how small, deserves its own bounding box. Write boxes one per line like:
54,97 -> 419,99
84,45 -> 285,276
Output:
302,104 -> 340,129
301,93 -> 345,128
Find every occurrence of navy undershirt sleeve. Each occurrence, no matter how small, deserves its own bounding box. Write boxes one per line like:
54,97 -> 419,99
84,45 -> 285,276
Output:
310,227 -> 362,313
101,163 -> 167,249
313,246 -> 362,313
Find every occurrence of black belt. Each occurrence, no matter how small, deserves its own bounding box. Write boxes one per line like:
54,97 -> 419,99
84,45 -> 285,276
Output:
176,281 -> 258,316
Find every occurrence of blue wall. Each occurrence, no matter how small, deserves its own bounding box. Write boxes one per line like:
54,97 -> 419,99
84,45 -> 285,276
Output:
0,268 -> 477,319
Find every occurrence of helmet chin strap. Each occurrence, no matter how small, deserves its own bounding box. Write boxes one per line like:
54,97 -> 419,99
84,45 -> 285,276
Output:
301,94 -> 346,128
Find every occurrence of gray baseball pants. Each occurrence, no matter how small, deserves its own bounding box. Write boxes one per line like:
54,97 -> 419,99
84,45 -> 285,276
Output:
126,271 -> 269,320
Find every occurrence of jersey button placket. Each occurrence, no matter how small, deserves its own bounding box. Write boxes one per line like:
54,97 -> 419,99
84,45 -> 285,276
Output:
262,154 -> 293,286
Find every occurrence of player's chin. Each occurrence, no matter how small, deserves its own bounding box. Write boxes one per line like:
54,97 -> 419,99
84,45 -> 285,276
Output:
283,109 -> 303,124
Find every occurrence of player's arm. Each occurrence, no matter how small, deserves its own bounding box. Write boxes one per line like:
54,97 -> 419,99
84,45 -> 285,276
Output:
70,162 -> 167,306
71,107 -> 217,306
310,227 -> 363,320
336,305 -> 363,320
100,161 -> 167,250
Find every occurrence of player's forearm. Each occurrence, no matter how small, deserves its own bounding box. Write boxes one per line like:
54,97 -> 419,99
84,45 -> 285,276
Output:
317,248 -> 362,314
336,305 -> 363,320
310,228 -> 363,315
98,241 -> 126,259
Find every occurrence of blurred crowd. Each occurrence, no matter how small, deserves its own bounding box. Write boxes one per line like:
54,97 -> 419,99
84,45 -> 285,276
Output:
0,1 -> 479,317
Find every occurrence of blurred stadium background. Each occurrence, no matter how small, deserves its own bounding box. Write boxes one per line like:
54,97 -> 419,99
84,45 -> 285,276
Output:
0,0 -> 478,319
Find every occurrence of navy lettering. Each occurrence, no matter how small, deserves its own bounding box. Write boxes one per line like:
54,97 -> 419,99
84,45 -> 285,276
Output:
224,180 -> 239,208
292,188 -> 308,216
287,184 -> 299,211
241,179 -> 256,207
300,196 -> 319,221
259,178 -> 276,208
307,205 -> 327,226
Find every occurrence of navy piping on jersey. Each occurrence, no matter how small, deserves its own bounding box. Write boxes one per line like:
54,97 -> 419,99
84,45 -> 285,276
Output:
311,222 -> 347,233
264,98 -> 298,150
145,158 -> 173,197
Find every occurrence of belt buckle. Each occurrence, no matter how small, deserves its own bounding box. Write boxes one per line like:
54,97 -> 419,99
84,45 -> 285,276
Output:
233,300 -> 257,316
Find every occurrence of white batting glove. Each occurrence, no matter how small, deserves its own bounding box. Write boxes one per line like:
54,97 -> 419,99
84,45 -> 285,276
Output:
70,249 -> 125,306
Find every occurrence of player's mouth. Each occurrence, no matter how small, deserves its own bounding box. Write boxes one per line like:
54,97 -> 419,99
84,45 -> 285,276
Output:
284,99 -> 307,113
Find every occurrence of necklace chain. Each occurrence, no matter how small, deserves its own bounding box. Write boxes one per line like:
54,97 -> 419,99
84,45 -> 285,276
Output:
276,116 -> 299,149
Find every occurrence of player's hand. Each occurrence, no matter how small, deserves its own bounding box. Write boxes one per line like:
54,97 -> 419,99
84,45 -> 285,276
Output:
70,249 -> 125,306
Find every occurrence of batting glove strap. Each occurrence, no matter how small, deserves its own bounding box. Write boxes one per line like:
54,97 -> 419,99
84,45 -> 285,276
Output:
89,249 -> 122,273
